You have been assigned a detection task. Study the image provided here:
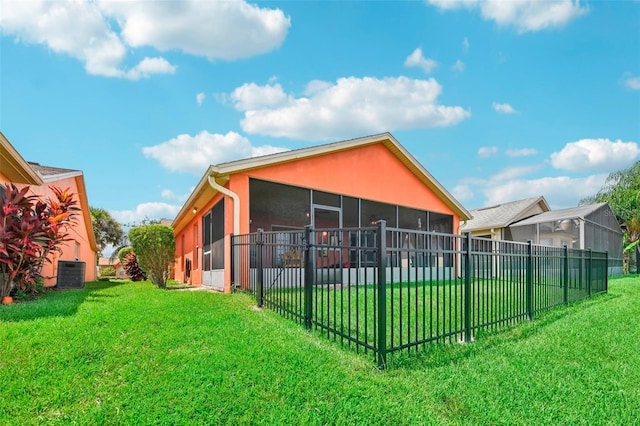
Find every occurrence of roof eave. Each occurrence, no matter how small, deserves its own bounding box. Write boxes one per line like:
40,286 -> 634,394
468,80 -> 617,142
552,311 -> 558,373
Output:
74,174 -> 99,252
39,170 -> 83,183
0,132 -> 44,185
172,165 -> 223,234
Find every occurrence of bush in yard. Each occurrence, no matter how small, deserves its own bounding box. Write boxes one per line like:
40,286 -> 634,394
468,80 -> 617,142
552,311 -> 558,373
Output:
123,252 -> 146,281
128,224 -> 175,289
99,265 -> 116,278
0,183 -> 78,298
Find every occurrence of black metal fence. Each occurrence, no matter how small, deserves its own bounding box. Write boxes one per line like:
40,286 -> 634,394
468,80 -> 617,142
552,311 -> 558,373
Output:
231,221 -> 608,368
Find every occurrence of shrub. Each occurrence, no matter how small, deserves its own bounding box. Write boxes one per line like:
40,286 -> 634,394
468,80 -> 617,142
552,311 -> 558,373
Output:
99,266 -> 116,278
0,183 -> 78,298
128,224 -> 175,289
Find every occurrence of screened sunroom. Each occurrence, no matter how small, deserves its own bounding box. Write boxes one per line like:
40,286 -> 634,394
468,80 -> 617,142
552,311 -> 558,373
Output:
248,178 -> 455,269
507,203 -> 624,276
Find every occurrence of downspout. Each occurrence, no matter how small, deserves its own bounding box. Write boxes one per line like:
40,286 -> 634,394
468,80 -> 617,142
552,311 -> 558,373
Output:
207,175 -> 240,236
207,175 -> 240,292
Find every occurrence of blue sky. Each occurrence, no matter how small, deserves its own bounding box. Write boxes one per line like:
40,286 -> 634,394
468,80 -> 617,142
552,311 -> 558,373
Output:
1,0 -> 639,226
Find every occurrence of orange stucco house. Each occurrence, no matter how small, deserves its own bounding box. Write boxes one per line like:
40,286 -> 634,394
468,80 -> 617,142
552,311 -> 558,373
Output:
0,132 -> 98,286
172,132 -> 471,292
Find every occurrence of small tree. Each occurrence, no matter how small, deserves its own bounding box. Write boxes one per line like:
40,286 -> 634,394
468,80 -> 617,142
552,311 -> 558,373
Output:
117,246 -> 134,265
128,224 -> 175,289
0,183 -> 78,298
90,207 -> 124,257
122,251 -> 146,281
581,160 -> 640,273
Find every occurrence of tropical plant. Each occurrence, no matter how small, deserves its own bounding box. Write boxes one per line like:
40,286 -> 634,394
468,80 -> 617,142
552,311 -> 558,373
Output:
582,161 -> 640,273
128,224 -> 175,289
90,207 -> 124,257
117,246 -> 134,265
122,251 -> 146,281
0,183 -> 79,297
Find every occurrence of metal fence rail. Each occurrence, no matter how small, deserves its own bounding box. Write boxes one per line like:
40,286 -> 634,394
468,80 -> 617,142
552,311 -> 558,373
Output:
231,221 -> 608,368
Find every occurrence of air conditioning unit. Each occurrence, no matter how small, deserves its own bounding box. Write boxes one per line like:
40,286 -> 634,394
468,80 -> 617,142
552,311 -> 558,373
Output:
57,260 -> 86,289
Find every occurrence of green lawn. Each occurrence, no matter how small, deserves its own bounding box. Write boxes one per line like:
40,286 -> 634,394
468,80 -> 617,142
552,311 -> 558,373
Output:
268,278 -> 598,354
1,276 -> 639,425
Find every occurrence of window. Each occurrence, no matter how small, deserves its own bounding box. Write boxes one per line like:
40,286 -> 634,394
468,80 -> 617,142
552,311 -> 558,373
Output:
202,199 -> 225,271
361,199 -> 396,227
249,179 -> 310,232
312,190 -> 340,207
211,199 -> 225,269
398,206 -> 427,230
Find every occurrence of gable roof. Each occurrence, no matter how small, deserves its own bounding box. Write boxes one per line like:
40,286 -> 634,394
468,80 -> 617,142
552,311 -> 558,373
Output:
460,196 -> 550,232
511,203 -> 612,227
28,162 -> 83,182
0,132 -> 43,185
173,132 -> 471,233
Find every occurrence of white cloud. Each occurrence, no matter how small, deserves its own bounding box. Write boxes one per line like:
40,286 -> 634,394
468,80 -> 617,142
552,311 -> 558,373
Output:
489,164 -> 543,181
404,48 -> 438,74
625,76 -> 640,90
230,76 -> 470,141
483,174 -> 607,208
478,146 -> 498,158
550,138 -> 640,173
506,148 -> 537,157
126,57 -> 176,80
196,92 -> 206,106
0,0 -> 129,78
103,0 -> 290,61
462,37 -> 470,50
492,102 -> 518,114
427,0 -> 587,32
458,161 -> 607,208
452,59 -> 466,72
111,202 -> 182,225
161,189 -> 191,202
0,0 -> 289,78
142,131 -> 289,173
230,82 -> 293,110
452,184 -> 474,201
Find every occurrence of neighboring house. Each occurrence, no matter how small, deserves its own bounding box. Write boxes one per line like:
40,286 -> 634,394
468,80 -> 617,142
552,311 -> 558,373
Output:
98,257 -> 127,279
460,196 -> 551,240
172,132 -> 472,292
508,203 -> 624,275
0,132 -> 98,286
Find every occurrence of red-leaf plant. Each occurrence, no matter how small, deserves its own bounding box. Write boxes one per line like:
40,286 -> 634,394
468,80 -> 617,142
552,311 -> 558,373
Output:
0,183 -> 79,297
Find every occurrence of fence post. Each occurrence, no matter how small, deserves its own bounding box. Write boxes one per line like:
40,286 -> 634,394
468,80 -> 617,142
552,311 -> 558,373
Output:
587,248 -> 592,297
256,228 -> 264,308
526,241 -> 533,321
230,234 -> 235,291
376,220 -> 387,369
563,245 -> 569,305
605,251 -> 609,292
464,232 -> 472,342
304,225 -> 313,330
